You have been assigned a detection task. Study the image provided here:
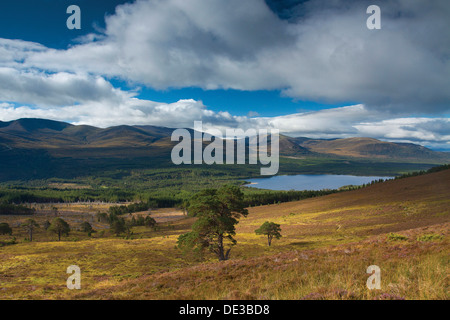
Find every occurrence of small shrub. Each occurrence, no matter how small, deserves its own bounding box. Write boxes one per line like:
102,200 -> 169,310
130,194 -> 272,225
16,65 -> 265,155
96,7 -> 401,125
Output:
417,234 -> 444,242
0,222 -> 12,235
80,221 -> 93,233
0,238 -> 17,247
387,233 -> 408,241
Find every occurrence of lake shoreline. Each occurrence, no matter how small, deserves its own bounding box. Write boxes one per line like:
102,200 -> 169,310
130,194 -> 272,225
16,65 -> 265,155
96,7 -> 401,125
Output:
243,174 -> 394,191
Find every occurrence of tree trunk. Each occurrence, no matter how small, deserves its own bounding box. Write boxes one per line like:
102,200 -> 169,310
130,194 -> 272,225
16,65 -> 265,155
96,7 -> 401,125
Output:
217,234 -> 225,261
58,230 -> 61,241
268,235 -> 272,246
29,229 -> 33,242
225,248 -> 232,260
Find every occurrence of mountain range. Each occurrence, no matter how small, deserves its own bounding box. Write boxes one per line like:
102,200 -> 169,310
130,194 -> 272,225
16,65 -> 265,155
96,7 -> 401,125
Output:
0,118 -> 448,181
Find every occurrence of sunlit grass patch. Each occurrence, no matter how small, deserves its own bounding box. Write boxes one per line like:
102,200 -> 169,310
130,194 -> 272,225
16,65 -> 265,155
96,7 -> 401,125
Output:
416,234 -> 444,242
387,233 -> 409,241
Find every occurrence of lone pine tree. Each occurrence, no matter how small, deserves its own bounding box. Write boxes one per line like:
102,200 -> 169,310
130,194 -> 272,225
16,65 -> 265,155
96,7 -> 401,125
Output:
178,185 -> 248,261
255,221 -> 282,246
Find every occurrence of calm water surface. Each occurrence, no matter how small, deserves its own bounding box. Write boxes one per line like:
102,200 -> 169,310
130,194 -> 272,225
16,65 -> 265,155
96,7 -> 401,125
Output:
244,174 -> 394,191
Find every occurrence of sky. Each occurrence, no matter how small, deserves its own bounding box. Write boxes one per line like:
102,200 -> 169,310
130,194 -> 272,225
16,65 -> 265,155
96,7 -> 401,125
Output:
0,0 -> 449,150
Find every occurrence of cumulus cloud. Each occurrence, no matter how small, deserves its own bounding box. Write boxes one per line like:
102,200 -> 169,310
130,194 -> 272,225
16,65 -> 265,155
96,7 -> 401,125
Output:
7,0 -> 448,114
0,67 -> 133,107
354,118 -> 450,144
0,38 -> 47,68
0,0 -> 449,149
0,98 -> 207,129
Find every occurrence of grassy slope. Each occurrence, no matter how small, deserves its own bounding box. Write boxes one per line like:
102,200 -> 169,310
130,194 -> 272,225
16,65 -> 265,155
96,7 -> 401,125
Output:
0,170 -> 449,300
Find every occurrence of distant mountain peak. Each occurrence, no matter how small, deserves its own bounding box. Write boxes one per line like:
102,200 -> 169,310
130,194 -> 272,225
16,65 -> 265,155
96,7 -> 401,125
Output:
3,118 -> 72,132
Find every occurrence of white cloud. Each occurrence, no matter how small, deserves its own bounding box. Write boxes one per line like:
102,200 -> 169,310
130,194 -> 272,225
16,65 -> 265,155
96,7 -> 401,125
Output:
0,97 -> 207,129
0,0 -> 449,150
0,67 -> 132,107
354,118 -> 450,143
0,38 -> 47,68
6,0 -> 448,114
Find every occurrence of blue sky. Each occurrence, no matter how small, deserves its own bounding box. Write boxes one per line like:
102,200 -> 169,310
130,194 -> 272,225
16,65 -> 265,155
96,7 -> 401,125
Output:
0,0 -> 449,149
0,0 -> 129,48
113,80 -> 357,117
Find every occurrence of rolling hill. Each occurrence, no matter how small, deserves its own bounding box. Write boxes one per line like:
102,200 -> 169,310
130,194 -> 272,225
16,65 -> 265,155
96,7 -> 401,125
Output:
1,118 -> 448,159
0,118 -> 172,149
0,118 -> 448,181
295,137 -> 450,161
